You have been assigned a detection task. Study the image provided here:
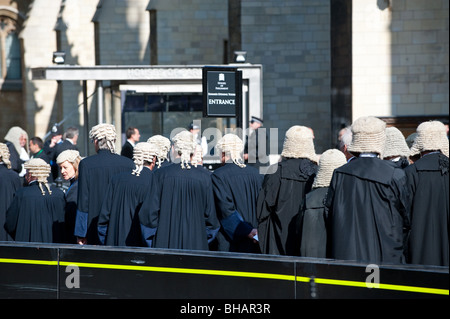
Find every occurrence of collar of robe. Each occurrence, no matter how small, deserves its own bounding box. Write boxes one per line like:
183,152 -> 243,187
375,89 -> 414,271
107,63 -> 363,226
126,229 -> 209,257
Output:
359,153 -> 378,158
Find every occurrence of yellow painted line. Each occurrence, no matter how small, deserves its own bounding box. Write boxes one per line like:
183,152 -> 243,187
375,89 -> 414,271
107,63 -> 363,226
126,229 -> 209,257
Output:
59,261 -> 296,282
1,258 -> 448,296
313,277 -> 449,296
0,258 -> 58,266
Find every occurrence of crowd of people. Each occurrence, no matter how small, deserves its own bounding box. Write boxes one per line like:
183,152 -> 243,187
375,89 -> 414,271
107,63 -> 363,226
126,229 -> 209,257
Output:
0,117 -> 448,267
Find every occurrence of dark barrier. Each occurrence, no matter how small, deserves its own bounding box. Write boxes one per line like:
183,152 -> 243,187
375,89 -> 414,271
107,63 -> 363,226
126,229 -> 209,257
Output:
0,242 -> 448,300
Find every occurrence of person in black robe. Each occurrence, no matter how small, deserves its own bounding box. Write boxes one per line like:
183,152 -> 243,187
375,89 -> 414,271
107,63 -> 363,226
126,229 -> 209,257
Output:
98,142 -> 158,247
74,124 -> 134,245
56,150 -> 82,244
4,158 -> 65,243
325,116 -> 410,264
257,126 -> 318,256
298,149 -> 347,258
211,134 -> 263,253
0,143 -> 22,241
139,131 -> 219,250
4,126 -> 29,175
404,121 -> 449,266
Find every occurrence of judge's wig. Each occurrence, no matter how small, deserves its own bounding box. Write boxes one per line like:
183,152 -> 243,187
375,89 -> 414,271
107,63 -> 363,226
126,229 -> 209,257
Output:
132,142 -> 158,176
56,150 -> 82,179
147,135 -> 171,168
348,116 -> 386,157
281,125 -> 317,163
410,121 -> 449,157
191,144 -> 204,168
312,149 -> 346,189
4,126 -> 29,155
0,143 -> 11,169
89,123 -> 117,153
383,127 -> 410,159
172,130 -> 197,169
216,133 -> 246,168
24,158 -> 52,195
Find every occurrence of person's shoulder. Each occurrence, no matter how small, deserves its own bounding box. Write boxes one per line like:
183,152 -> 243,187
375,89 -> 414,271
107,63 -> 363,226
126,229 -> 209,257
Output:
1,167 -> 20,179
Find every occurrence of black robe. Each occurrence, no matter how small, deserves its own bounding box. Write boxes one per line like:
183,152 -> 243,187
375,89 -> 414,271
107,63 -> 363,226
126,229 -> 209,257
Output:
74,150 -> 135,244
404,152 -> 449,266
298,187 -> 329,258
64,178 -> 78,244
5,142 -> 22,174
43,139 -> 64,181
325,157 -> 410,264
139,163 -> 220,251
211,163 -> 263,253
0,164 -> 22,241
4,182 -> 66,243
98,168 -> 154,247
256,158 -> 317,256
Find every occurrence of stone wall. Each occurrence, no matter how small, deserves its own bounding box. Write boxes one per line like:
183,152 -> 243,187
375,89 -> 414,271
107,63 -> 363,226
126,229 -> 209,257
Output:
352,0 -> 449,120
241,0 -> 332,153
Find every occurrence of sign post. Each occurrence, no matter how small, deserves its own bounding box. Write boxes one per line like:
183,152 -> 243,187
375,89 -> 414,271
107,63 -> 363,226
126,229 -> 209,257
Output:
202,66 -> 242,128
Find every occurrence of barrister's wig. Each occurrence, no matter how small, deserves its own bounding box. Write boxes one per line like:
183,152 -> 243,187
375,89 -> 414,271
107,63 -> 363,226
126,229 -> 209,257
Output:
172,130 -> 197,169
410,121 -> 449,157
191,144 -> 204,168
281,125 -> 317,163
132,142 -> 158,176
24,158 -> 52,195
56,149 -> 82,179
56,149 -> 81,165
147,135 -> 171,168
348,116 -> 386,157
0,143 -> 11,169
89,123 -> 117,153
312,149 -> 347,189
216,133 -> 246,168
383,127 -> 410,159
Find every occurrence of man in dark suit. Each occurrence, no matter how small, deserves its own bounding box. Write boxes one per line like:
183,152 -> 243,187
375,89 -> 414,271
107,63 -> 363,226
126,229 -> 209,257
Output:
121,127 -> 141,159
55,126 -> 79,159
29,137 -> 51,164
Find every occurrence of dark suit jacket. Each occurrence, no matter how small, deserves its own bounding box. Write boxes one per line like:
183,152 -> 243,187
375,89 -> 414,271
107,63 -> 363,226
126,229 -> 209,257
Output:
121,141 -> 134,159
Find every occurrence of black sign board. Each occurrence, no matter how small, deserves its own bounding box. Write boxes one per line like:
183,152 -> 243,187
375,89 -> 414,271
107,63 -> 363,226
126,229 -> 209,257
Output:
202,66 -> 242,118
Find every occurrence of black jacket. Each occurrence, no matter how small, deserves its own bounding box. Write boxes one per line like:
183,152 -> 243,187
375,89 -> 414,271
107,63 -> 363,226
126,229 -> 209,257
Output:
404,153 -> 449,266
256,158 -> 317,256
325,157 -> 410,264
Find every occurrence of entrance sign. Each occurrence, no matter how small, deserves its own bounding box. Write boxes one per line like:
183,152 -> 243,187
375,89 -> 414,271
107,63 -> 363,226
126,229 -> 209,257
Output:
202,66 -> 242,118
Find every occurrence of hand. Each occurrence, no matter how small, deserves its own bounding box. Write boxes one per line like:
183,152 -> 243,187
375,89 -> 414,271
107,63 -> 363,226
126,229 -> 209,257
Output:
77,237 -> 87,245
50,136 -> 59,147
247,228 -> 258,243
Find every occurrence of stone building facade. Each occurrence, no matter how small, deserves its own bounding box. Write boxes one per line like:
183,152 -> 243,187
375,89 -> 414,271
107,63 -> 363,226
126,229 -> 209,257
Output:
0,0 -> 448,157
